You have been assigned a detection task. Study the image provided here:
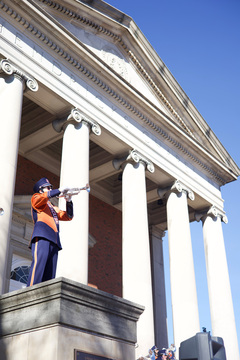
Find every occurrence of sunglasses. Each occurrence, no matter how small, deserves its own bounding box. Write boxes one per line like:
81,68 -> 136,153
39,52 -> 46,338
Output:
40,185 -> 53,191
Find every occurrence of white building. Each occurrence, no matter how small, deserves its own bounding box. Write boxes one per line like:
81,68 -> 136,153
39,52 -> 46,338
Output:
0,1 -> 239,359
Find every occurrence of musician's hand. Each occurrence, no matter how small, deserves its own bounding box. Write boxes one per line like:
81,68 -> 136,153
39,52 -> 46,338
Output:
59,187 -> 70,195
64,194 -> 72,202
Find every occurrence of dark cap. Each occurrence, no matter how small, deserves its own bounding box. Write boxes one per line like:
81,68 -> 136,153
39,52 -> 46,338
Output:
33,177 -> 52,193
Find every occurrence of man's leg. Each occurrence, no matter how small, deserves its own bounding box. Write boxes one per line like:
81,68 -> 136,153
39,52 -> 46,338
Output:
27,239 -> 50,286
42,243 -> 59,281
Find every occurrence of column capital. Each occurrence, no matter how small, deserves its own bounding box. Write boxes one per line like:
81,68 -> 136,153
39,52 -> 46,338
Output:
157,180 -> 195,201
52,108 -> 101,136
112,149 -> 155,173
0,59 -> 38,92
195,205 -> 228,223
149,225 -> 166,240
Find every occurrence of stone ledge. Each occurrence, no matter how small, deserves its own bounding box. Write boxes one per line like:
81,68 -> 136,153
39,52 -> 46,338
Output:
0,277 -> 144,343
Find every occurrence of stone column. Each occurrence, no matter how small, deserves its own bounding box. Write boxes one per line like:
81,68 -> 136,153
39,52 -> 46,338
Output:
149,226 -> 168,350
0,59 -> 38,294
158,180 -> 200,353
196,206 -> 240,360
113,150 -> 155,357
53,109 -> 101,285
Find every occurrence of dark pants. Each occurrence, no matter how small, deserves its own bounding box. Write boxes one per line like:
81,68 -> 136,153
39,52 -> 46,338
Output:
27,238 -> 59,286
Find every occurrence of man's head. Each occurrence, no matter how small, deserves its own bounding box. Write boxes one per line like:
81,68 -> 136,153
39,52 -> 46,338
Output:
151,345 -> 159,358
33,177 -> 53,193
159,350 -> 167,360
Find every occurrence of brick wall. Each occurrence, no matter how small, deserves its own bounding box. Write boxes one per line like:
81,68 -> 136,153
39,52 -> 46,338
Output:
15,155 -> 122,297
89,196 -> 122,297
15,155 -> 60,195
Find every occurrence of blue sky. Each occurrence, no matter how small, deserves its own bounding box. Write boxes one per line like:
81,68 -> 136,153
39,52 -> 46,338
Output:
106,0 -> 240,353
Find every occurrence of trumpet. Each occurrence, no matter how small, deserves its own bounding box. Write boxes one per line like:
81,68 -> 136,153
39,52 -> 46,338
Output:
58,184 -> 90,198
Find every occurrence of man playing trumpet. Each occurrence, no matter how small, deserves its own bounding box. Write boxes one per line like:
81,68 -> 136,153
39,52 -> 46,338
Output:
27,177 -> 74,286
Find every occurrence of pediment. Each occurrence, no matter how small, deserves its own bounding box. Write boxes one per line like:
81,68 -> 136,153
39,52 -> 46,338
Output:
31,0 -> 238,177
35,1 -> 172,118
1,0 -> 239,180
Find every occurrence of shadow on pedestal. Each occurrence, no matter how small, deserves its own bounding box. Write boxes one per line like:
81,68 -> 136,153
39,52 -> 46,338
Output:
0,297 -> 7,360
0,277 -> 144,360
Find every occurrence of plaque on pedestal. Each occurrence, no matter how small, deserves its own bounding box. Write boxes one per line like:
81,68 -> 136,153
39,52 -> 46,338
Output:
75,350 -> 113,360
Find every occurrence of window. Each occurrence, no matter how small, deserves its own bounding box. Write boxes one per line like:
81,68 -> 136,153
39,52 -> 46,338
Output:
10,265 -> 30,284
9,254 -> 31,292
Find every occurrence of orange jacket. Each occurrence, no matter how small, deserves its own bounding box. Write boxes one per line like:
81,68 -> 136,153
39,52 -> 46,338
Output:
30,190 -> 73,249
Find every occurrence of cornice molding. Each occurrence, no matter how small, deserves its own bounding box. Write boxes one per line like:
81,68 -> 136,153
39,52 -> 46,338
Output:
0,0 -> 226,184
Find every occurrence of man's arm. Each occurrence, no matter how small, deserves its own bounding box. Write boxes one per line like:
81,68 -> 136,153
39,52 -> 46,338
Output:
55,200 -> 73,221
31,189 -> 60,210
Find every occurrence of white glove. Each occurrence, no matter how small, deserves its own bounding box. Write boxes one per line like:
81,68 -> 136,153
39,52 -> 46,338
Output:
59,187 -> 70,195
64,194 -> 72,202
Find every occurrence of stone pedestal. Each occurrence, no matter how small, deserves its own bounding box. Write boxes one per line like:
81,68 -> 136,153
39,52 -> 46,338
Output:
0,278 -> 144,360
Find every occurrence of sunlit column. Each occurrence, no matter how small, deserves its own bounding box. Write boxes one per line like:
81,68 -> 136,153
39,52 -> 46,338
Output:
149,225 -> 168,350
0,59 -> 38,294
196,206 -> 240,360
54,109 -> 101,284
113,150 -> 155,357
158,181 -> 200,353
